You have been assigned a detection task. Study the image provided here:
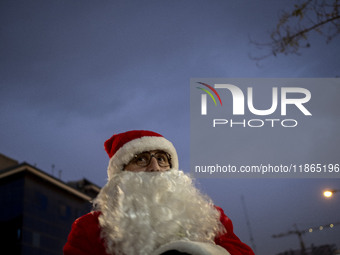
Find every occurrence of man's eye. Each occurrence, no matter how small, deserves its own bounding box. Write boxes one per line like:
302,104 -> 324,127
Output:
156,154 -> 168,162
157,156 -> 166,162
136,156 -> 147,162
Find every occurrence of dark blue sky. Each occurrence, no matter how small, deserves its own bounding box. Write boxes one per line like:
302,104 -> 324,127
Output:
1,1 -> 340,254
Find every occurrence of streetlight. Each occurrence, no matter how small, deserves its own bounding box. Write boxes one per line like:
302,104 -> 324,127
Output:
323,189 -> 340,198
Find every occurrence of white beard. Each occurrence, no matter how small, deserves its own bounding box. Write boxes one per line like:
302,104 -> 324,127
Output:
94,170 -> 225,255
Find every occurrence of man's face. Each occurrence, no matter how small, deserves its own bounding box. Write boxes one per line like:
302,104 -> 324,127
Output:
124,150 -> 171,172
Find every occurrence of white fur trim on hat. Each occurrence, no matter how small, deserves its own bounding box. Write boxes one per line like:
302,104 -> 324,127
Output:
107,136 -> 179,179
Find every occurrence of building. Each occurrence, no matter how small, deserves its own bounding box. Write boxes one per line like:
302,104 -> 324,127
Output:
0,153 -> 100,255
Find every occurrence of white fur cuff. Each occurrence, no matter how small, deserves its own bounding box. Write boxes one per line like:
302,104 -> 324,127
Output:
151,240 -> 231,255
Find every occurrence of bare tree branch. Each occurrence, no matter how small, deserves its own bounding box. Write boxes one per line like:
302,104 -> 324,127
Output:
250,0 -> 340,60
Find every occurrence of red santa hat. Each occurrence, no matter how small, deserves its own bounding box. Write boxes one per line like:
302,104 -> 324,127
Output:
104,130 -> 179,179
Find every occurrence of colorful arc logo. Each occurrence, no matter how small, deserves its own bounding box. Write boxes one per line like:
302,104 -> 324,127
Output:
196,82 -> 222,115
196,82 -> 223,106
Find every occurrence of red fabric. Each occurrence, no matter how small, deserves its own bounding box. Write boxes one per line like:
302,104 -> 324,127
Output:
104,130 -> 163,158
63,211 -> 107,255
63,208 -> 254,255
214,206 -> 255,255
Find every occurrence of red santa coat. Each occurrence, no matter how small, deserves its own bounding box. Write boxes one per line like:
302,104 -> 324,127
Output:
63,206 -> 254,255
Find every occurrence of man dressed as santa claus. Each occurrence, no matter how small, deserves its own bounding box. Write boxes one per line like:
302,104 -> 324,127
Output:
64,130 -> 255,255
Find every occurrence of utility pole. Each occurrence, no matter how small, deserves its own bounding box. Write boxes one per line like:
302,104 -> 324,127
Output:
273,224 -> 306,255
273,222 -> 340,254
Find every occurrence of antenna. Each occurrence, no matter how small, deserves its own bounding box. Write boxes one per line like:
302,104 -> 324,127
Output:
58,170 -> 62,180
51,164 -> 55,176
241,195 -> 257,254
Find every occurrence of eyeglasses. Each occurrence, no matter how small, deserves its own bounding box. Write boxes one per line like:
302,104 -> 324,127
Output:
129,151 -> 171,168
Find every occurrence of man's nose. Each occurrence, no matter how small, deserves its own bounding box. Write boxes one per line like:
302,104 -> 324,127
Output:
145,157 -> 161,172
